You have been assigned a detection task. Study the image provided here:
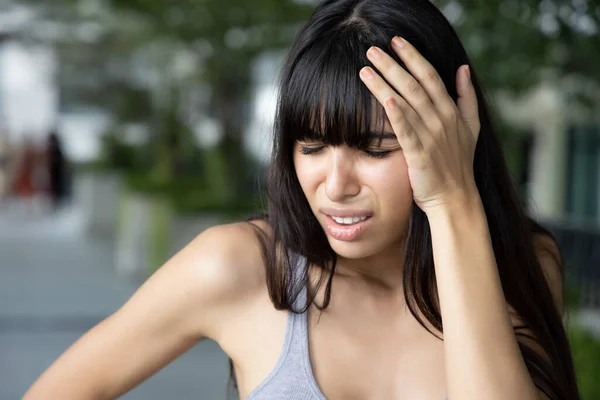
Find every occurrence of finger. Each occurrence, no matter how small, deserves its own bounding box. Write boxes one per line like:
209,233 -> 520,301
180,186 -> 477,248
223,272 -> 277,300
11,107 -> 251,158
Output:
456,65 -> 480,141
366,46 -> 440,129
384,96 -> 424,155
359,66 -> 424,153
389,37 -> 457,120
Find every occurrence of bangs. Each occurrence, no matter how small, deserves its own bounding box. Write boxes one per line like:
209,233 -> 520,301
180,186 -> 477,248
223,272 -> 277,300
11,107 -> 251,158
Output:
281,27 -> 390,149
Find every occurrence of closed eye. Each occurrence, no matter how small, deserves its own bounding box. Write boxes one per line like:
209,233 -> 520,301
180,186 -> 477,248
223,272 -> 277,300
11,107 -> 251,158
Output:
299,145 -> 325,155
299,146 -> 393,158
364,150 -> 392,158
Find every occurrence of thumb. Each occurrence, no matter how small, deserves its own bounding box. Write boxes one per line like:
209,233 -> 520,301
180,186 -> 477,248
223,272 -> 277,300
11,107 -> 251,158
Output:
456,65 -> 480,140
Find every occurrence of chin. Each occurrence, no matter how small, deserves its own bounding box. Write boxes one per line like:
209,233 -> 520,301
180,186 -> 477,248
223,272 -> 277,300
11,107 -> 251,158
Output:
327,236 -> 380,260
325,227 -> 407,261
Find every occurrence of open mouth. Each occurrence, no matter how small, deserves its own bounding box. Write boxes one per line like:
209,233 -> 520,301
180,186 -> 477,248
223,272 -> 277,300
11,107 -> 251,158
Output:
323,214 -> 372,242
329,215 -> 370,225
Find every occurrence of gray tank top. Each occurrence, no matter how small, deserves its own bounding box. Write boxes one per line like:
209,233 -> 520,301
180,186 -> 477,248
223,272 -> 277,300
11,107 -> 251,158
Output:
245,258 -> 449,400
245,283 -> 326,400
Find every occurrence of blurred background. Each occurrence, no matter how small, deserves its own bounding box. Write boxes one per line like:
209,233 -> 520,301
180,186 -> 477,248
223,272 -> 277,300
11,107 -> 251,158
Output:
0,0 -> 598,398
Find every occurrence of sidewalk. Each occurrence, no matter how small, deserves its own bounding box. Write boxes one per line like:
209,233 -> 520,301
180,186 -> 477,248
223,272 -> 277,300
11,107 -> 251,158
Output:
0,206 -> 229,399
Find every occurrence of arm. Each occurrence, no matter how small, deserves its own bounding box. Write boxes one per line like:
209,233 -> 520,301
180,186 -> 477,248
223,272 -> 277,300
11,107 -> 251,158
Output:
359,36 -> 562,400
23,222 -> 263,400
428,198 -> 562,400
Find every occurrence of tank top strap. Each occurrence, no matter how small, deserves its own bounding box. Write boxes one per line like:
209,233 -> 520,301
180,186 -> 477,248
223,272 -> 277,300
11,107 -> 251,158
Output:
246,254 -> 326,399
290,259 -> 326,399
287,258 -> 310,367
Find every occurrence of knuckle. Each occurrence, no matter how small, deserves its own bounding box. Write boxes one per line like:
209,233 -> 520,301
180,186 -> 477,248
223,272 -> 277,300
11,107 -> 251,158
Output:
443,106 -> 459,124
436,122 -> 448,136
416,154 -> 431,168
407,80 -> 422,96
417,96 -> 433,110
421,144 -> 434,158
390,98 -> 411,117
389,110 -> 403,124
430,118 -> 445,136
435,127 -> 446,138
379,63 -> 394,78
426,69 -> 440,83
399,101 -> 412,115
398,128 -> 412,139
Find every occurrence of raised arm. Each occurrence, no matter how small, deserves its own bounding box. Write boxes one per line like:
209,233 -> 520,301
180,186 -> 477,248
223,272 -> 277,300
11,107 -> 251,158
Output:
23,222 -> 265,400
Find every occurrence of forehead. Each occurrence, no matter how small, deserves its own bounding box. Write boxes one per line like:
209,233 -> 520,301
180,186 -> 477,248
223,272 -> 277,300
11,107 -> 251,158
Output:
306,96 -> 393,139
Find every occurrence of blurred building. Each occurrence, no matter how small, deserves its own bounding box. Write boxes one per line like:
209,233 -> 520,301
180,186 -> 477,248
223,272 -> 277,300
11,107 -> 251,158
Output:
496,75 -> 600,306
496,76 -> 600,226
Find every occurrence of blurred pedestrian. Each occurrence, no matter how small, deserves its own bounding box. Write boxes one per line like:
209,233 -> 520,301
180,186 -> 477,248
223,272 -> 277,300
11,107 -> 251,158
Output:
12,137 -> 47,214
13,138 -> 36,199
46,130 -> 68,210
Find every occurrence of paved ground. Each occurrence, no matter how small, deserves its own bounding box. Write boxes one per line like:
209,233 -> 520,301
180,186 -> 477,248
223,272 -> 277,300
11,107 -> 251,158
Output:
0,204 -> 230,400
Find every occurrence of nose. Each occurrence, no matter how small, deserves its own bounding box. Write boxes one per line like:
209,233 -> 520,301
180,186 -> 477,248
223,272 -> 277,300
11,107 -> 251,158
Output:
325,147 -> 360,202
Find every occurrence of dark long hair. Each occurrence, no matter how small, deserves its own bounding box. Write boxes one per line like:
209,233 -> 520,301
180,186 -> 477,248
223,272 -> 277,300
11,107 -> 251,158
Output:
229,1 -> 580,399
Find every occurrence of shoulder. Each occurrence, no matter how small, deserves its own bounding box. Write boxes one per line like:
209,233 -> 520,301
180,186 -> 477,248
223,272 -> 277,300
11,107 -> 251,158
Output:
186,220 -> 270,292
20,220 -> 273,399
149,219 -> 272,342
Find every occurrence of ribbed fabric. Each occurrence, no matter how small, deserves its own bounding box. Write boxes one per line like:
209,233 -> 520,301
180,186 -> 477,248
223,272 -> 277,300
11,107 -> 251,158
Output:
245,257 -> 449,400
246,281 -> 326,400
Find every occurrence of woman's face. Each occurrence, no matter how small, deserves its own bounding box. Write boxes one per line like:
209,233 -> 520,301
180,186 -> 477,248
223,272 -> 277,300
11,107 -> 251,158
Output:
293,118 -> 414,260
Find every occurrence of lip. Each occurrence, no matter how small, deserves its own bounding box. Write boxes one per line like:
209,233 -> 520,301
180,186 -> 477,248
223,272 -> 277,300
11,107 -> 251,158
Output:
322,214 -> 373,242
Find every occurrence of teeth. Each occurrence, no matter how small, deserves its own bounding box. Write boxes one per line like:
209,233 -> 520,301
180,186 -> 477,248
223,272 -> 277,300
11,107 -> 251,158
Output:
332,216 -> 368,225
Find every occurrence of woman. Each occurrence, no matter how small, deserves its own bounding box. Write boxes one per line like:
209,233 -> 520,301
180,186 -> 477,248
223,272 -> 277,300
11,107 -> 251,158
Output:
24,0 -> 579,399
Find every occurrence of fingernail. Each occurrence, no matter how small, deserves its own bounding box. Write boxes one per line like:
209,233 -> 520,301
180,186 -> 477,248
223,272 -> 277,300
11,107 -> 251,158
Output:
392,37 -> 404,49
360,67 -> 375,80
465,65 -> 471,81
367,47 -> 381,60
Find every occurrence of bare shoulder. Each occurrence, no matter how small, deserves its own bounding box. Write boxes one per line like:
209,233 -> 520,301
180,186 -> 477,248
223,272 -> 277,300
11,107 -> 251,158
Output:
186,220 -> 267,287
112,218 -> 272,345
22,219 -> 273,399
173,219 -> 271,340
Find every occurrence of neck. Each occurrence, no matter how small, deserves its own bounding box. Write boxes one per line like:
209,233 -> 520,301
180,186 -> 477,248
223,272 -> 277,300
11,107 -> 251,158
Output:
333,244 -> 405,297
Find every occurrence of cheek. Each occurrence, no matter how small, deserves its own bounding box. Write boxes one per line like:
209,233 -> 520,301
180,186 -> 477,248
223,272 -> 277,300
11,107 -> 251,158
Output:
293,151 -> 317,196
365,157 -> 413,215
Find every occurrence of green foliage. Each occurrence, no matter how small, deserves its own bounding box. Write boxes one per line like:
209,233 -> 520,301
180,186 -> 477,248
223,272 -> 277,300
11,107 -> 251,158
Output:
107,0 -> 314,47
123,169 -> 262,216
565,277 -> 583,310
435,0 -> 600,96
149,197 -> 173,272
27,0 -> 600,212
568,324 -> 600,400
97,130 -> 145,172
32,0 -> 600,113
565,275 -> 597,399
